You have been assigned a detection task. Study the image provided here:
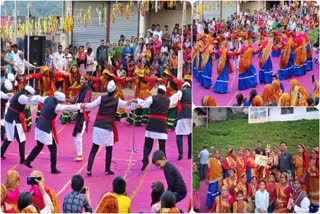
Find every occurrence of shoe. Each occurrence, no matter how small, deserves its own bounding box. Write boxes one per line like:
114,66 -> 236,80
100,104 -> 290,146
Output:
74,156 -> 83,161
23,161 -> 33,168
1,155 -> 6,160
51,169 -> 61,174
86,171 -> 92,176
177,156 -> 183,161
105,171 -> 115,175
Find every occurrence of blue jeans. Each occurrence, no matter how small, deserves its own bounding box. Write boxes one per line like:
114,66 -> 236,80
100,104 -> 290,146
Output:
200,164 -> 208,180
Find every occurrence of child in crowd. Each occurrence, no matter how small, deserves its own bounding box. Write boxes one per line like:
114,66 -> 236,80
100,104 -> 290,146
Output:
152,150 -> 187,203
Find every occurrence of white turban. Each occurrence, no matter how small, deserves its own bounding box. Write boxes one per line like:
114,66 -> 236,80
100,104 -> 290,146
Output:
7,73 -> 15,82
4,79 -> 13,91
54,91 -> 65,102
158,85 -> 166,92
107,80 -> 116,92
24,85 -> 35,95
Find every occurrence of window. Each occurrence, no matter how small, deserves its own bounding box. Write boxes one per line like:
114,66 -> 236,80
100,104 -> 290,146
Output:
281,107 -> 294,114
306,107 -> 319,112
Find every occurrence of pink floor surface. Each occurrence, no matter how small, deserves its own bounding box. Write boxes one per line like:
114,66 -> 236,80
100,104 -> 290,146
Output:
193,45 -> 319,106
1,99 -> 191,212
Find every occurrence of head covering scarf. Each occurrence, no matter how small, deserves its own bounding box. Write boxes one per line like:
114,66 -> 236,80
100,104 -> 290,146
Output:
298,144 -> 310,174
251,95 -> 263,106
5,170 -> 20,192
271,80 -> 282,103
262,84 -> 275,105
95,192 -> 119,213
202,95 -> 218,106
278,93 -> 291,106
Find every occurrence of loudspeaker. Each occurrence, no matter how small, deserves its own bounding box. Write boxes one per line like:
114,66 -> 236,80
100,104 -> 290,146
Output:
24,36 -> 46,66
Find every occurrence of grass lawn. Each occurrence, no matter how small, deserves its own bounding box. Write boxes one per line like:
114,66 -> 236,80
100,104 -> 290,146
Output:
193,118 -> 319,161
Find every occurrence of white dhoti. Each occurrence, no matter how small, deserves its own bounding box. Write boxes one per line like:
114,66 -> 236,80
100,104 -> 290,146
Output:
92,127 -> 114,146
145,130 -> 168,140
35,127 -> 53,145
175,118 -> 192,135
4,120 -> 26,142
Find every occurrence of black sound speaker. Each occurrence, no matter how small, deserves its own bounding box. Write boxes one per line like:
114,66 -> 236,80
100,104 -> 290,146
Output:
24,36 -> 46,66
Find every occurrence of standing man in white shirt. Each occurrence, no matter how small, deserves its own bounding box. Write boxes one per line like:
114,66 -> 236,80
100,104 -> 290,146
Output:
153,24 -> 163,42
11,44 -> 22,63
198,146 -> 209,180
14,52 -> 37,75
53,45 -> 66,90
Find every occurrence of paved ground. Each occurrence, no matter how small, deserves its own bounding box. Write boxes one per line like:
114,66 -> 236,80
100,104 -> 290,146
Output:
193,44 -> 319,106
1,92 -> 191,212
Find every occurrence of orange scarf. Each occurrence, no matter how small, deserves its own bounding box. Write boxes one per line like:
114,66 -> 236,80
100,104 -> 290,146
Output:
217,48 -> 233,76
262,84 -> 274,105
252,95 -> 264,106
201,44 -> 213,70
278,93 -> 291,106
294,40 -> 307,67
279,37 -> 293,69
259,43 -> 272,67
272,80 -> 283,104
239,47 -> 253,74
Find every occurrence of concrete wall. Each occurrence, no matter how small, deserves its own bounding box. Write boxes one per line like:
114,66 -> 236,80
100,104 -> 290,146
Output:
208,108 -> 228,121
268,107 -> 319,122
240,1 -> 266,12
143,2 -> 192,37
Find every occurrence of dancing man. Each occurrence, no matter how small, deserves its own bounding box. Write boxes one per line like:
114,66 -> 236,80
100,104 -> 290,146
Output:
1,85 -> 36,163
81,80 -> 137,176
24,92 -> 80,174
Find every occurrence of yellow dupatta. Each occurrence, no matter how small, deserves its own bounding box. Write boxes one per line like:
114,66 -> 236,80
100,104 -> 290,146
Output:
239,47 -> 253,74
201,44 -> 213,70
217,48 -> 232,76
259,43 -> 272,67
280,37 -> 293,69
294,40 -> 307,66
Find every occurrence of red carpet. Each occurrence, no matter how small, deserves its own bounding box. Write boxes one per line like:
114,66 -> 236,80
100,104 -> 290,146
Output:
193,45 -> 319,106
1,100 -> 191,212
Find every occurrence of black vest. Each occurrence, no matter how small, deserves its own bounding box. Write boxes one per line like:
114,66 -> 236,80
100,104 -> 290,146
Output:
5,91 -> 25,123
1,83 -> 9,119
94,95 -> 119,131
178,86 -> 192,119
293,190 -> 308,209
147,95 -> 170,134
36,97 -> 58,133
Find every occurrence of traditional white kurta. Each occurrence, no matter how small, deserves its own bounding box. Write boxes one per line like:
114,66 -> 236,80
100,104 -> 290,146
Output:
33,96 -> 81,145
172,90 -> 192,135
86,96 -> 137,146
137,95 -> 176,140
4,94 -> 32,142
254,189 -> 269,213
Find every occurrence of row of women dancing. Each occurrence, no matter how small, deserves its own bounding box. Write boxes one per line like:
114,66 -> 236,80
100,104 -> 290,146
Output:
193,30 -> 315,94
